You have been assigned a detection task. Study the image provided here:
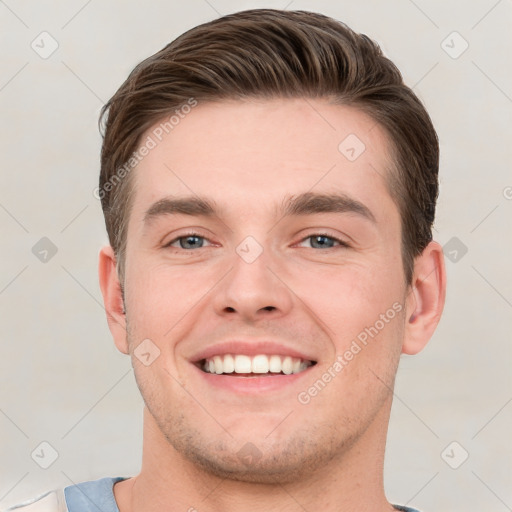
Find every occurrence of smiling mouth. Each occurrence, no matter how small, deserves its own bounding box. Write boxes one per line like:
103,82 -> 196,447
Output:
198,354 -> 317,376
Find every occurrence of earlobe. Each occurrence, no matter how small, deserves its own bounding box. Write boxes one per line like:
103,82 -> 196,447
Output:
98,246 -> 129,355
402,241 -> 447,355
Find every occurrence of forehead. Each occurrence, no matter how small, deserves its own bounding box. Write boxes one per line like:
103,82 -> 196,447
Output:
130,98 -> 397,225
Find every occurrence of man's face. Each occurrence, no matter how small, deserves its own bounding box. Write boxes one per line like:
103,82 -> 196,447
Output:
121,98 -> 411,482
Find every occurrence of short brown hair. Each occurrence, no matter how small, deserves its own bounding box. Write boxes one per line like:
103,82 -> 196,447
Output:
98,8 -> 439,286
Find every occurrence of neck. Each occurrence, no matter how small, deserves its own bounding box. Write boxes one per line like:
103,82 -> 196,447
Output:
115,403 -> 396,512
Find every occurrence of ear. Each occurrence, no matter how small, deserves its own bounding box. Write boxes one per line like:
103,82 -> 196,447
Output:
98,245 -> 129,355
402,240 -> 447,355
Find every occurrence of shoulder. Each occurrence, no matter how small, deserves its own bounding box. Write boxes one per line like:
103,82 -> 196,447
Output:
2,489 -> 66,512
63,476 -> 127,511
3,477 -> 129,512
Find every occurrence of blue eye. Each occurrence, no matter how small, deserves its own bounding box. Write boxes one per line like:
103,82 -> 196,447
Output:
299,234 -> 350,249
165,234 -> 210,250
163,232 -> 350,251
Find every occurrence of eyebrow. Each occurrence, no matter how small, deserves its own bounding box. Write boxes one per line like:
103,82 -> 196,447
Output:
143,191 -> 377,226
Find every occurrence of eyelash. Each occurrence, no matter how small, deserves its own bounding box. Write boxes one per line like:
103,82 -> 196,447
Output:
162,231 -> 351,251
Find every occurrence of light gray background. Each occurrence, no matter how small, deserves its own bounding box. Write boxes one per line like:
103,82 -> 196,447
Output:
1,1 -> 511,510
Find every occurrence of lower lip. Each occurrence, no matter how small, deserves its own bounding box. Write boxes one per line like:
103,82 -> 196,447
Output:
192,364 -> 314,394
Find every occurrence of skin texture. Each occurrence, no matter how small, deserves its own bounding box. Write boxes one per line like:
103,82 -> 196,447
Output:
99,98 -> 446,511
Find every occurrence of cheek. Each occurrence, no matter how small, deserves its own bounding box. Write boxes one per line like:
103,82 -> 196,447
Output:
124,239 -> 404,344
295,258 -> 404,337
294,259 -> 406,390
124,259 -> 216,341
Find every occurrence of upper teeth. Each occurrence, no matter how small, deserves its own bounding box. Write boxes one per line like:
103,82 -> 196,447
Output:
202,354 -> 312,375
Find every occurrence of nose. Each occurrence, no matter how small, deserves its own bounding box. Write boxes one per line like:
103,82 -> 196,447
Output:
212,240 -> 294,323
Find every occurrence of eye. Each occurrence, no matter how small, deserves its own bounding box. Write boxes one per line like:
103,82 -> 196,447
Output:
162,232 -> 350,252
297,233 -> 350,250
163,232 -> 212,250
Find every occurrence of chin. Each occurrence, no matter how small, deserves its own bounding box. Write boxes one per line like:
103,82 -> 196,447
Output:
178,445 -> 323,484
162,421 -> 353,485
